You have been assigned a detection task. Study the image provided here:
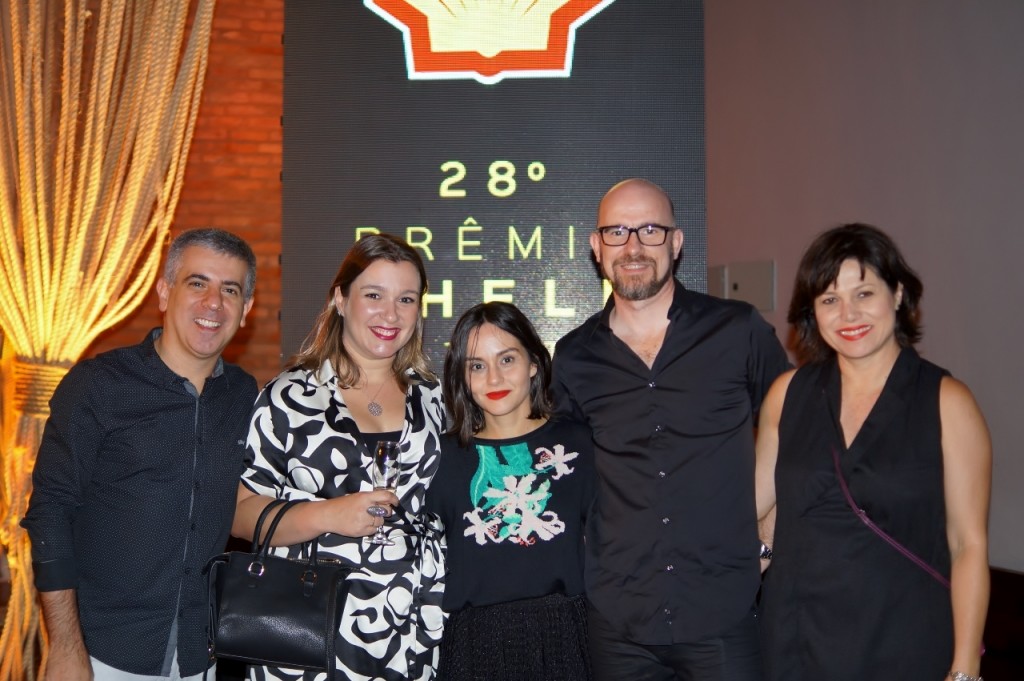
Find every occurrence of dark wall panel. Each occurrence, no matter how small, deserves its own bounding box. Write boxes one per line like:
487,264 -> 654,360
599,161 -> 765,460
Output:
283,0 -> 705,365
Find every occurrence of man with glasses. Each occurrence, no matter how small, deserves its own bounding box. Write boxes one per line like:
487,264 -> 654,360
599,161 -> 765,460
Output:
552,179 -> 789,680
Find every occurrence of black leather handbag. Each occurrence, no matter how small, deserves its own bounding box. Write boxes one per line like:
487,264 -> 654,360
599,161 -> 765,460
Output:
204,498 -> 352,673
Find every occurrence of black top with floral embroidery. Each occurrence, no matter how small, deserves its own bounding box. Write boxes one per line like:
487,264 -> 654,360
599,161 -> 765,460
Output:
427,418 -> 596,612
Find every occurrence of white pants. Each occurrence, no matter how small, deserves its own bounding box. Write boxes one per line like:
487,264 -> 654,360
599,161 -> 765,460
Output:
90,652 -> 212,681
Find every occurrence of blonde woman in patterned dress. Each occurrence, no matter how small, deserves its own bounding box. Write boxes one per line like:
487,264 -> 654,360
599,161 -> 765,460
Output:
233,234 -> 446,681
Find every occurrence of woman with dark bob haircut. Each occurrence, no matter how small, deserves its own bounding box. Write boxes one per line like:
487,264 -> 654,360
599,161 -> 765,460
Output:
755,224 -> 991,681
234,234 -> 447,680
426,302 -> 596,680
788,223 -> 924,362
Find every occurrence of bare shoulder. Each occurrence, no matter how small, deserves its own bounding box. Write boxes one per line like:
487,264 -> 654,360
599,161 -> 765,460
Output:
766,368 -> 798,404
939,375 -> 985,417
937,375 -> 991,523
759,368 -> 798,426
938,375 -> 991,443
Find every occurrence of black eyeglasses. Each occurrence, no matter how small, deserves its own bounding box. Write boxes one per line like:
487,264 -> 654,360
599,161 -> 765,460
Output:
595,224 -> 675,246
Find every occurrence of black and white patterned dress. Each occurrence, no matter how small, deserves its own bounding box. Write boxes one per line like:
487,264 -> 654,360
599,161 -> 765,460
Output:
240,360 -> 446,681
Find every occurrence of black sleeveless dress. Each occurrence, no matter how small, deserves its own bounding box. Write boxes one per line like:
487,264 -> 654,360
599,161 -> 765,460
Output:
760,348 -> 953,680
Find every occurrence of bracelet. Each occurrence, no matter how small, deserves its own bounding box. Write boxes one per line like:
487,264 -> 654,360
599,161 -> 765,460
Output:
949,671 -> 983,681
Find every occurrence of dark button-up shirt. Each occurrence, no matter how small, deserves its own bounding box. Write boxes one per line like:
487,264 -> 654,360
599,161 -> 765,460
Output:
22,329 -> 257,676
551,281 -> 789,644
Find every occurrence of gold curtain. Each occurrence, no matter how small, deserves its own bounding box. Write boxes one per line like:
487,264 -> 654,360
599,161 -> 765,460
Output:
0,1 -> 217,678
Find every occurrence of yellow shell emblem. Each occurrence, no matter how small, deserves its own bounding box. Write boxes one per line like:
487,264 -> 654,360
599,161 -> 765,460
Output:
366,0 -> 619,84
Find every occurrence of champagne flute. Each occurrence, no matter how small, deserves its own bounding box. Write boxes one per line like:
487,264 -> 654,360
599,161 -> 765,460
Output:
368,441 -> 400,545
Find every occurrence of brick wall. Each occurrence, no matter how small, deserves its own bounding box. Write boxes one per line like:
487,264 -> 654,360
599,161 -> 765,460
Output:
87,0 -> 285,387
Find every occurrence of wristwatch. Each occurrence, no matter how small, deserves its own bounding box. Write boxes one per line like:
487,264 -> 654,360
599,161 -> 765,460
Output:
949,671 -> 983,681
759,542 -> 773,560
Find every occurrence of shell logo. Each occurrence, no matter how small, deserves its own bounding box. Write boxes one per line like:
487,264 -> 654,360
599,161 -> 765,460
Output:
364,0 -> 619,85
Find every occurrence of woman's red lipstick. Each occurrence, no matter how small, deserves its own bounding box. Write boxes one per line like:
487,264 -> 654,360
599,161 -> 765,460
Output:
485,390 -> 511,400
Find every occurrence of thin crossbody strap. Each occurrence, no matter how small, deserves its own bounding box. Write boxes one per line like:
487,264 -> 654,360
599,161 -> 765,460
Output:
831,446 -> 950,589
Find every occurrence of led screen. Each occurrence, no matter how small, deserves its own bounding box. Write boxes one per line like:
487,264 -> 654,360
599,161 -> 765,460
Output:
282,0 -> 706,366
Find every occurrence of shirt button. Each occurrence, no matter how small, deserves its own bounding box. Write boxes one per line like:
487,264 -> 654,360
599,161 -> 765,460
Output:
194,481 -> 201,490
658,471 -> 667,478
648,381 -> 656,388
664,608 -> 671,616
666,564 -> 675,572
654,425 -> 663,433
191,523 -> 197,531
662,517 -> 670,525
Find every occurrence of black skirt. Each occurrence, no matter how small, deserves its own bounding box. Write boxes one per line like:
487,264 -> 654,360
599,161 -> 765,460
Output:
437,593 -> 591,681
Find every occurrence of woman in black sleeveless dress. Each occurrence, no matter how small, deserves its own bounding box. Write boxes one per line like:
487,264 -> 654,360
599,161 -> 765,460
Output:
755,224 -> 990,681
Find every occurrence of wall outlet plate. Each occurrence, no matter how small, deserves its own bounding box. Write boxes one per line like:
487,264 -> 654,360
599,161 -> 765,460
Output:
707,260 -> 775,311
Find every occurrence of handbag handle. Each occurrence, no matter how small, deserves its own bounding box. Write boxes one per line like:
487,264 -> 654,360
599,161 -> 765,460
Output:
831,446 -> 950,588
249,499 -> 305,577
820,386 -> 950,588
831,446 -> 986,657
251,498 -> 289,551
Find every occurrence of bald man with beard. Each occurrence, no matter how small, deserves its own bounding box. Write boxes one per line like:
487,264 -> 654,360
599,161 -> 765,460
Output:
551,179 -> 789,681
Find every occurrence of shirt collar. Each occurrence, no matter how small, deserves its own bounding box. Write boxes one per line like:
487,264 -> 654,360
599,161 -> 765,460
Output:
143,327 -> 226,383
309,358 -> 418,390
597,278 -> 690,331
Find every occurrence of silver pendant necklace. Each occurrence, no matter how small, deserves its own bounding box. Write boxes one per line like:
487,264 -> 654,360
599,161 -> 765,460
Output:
367,380 -> 386,417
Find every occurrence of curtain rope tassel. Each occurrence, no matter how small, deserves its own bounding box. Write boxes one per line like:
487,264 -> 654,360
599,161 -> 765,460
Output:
11,357 -> 72,417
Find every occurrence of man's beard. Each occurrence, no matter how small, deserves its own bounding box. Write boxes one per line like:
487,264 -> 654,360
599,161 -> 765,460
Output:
609,255 -> 671,301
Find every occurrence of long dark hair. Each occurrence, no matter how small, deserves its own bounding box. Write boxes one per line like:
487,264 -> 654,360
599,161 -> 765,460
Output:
291,234 -> 433,388
443,302 -> 552,447
789,223 -> 923,363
